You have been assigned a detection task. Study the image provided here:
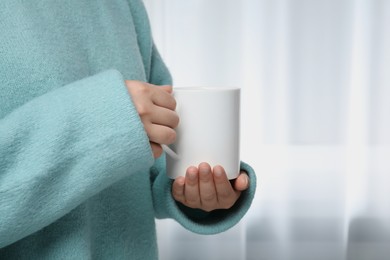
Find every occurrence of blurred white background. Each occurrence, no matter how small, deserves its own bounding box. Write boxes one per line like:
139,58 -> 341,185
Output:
144,0 -> 390,259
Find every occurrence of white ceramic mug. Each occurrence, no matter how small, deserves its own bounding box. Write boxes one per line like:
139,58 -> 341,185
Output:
164,87 -> 240,180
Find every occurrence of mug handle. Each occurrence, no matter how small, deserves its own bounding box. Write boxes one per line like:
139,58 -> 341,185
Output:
162,145 -> 180,160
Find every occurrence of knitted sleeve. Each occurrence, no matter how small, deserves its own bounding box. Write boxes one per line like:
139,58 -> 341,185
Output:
0,69 -> 154,248
151,156 -> 257,235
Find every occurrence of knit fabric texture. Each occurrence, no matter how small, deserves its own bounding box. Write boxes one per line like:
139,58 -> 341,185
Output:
0,0 -> 257,259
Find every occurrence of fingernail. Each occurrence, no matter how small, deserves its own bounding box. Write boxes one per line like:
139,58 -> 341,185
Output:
214,167 -> 223,177
199,167 -> 208,176
177,176 -> 185,186
188,171 -> 197,180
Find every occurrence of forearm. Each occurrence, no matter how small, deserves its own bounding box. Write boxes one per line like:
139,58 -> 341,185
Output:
0,70 -> 153,247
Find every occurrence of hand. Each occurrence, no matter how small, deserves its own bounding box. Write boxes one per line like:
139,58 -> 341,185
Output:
172,163 -> 249,212
125,81 -> 179,158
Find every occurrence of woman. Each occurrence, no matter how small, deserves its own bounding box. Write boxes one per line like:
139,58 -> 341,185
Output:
0,0 -> 256,259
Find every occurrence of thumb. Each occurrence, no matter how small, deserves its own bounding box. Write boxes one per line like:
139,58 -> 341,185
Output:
160,85 -> 173,94
234,172 -> 249,191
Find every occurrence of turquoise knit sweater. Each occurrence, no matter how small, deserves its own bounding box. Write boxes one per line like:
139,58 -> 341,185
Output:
0,0 -> 256,259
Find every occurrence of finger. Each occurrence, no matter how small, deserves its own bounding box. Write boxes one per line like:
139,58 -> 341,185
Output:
159,85 -> 173,94
150,142 -> 163,158
151,86 -> 176,110
184,166 -> 200,208
147,124 -> 176,145
150,106 -> 180,129
198,163 -> 217,211
172,176 -> 186,203
233,172 -> 249,191
213,165 -> 240,209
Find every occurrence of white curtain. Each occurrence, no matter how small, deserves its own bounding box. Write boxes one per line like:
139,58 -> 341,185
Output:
144,0 -> 390,259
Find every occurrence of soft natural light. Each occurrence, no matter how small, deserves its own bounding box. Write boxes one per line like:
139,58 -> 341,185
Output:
144,0 -> 390,259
